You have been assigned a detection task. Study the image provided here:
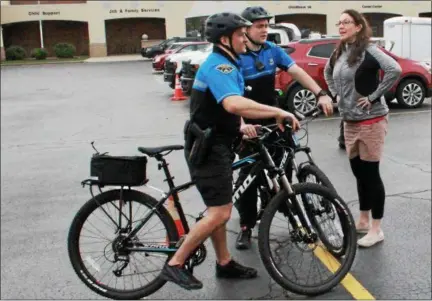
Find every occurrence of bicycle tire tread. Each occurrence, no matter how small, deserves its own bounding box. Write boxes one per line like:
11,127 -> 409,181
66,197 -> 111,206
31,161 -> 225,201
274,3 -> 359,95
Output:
258,182 -> 357,296
67,189 -> 179,300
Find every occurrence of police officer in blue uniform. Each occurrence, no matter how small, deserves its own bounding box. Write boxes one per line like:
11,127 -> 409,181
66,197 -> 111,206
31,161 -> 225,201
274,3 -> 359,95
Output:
160,12 -> 300,290
234,6 -> 336,250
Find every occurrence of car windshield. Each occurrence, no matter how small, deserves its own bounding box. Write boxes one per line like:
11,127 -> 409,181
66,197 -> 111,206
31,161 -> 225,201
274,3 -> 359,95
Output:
159,40 -> 170,47
167,43 -> 184,51
268,33 -> 281,44
201,43 -> 213,52
196,44 -> 210,51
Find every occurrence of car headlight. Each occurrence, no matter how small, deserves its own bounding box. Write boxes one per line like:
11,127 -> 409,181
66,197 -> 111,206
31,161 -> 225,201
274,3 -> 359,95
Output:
146,48 -> 151,53
154,56 -> 161,63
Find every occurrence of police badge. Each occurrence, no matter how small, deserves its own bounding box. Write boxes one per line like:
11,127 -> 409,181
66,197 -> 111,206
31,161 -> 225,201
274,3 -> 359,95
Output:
216,64 -> 234,74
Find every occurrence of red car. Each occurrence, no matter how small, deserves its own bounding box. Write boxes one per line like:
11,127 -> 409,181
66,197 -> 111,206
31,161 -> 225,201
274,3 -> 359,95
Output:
152,41 -> 209,71
276,38 -> 432,115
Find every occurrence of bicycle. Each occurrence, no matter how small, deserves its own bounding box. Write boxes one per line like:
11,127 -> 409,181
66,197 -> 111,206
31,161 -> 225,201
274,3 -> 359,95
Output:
290,108 -> 346,257
67,120 -> 357,300
234,107 -> 344,257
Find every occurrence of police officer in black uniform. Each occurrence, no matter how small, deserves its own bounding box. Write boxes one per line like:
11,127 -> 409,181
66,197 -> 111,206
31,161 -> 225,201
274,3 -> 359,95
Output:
234,6 -> 335,250
160,12 -> 301,291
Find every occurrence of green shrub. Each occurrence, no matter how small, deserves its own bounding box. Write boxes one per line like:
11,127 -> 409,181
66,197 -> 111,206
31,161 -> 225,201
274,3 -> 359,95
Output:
31,48 -> 48,60
5,45 -> 27,60
53,43 -> 76,58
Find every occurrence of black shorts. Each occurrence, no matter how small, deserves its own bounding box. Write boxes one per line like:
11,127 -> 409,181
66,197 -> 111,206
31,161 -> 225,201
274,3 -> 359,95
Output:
185,143 -> 234,207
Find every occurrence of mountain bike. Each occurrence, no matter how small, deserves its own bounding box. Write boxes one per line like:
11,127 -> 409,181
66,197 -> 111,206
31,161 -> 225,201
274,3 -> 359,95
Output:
234,107 -> 344,257
67,120 -> 357,300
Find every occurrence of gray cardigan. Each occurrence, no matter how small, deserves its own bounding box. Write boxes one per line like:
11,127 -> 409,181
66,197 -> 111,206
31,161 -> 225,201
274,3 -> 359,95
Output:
324,43 -> 402,121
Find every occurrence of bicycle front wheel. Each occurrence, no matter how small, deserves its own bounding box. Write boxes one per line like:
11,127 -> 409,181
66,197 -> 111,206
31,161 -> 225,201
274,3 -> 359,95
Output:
67,189 -> 179,300
297,164 -> 345,257
258,183 -> 357,296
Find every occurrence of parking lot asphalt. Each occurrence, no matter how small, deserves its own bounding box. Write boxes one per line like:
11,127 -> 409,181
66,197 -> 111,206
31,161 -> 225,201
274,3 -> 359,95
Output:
1,61 -> 431,300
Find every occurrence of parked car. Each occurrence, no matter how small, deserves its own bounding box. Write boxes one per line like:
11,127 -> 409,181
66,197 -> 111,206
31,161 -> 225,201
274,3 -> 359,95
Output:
180,49 -> 214,95
152,42 -> 209,71
164,43 -> 213,89
141,36 -> 202,58
275,37 -> 432,115
181,60 -> 200,95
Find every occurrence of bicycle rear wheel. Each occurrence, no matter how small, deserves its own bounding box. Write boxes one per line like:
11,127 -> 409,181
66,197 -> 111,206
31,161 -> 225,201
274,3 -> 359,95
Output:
67,189 -> 179,300
258,183 -> 357,296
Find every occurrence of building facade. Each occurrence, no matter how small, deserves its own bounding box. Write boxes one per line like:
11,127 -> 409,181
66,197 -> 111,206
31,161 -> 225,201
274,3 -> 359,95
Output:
1,0 -> 431,60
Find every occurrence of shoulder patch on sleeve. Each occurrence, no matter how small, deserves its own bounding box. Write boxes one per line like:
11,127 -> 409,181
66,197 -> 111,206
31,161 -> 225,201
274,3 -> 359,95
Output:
216,64 -> 234,74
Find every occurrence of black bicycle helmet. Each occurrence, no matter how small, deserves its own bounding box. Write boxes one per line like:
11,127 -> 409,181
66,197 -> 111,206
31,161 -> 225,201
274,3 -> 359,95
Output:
205,12 -> 252,43
241,6 -> 273,46
204,12 -> 252,57
241,6 -> 273,23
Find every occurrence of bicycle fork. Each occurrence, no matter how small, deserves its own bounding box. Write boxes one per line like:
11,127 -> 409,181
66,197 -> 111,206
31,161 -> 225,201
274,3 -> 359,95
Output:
260,145 -> 317,239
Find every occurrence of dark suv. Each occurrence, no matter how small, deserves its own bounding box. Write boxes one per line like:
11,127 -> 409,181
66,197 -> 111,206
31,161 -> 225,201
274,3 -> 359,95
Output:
141,36 -> 202,58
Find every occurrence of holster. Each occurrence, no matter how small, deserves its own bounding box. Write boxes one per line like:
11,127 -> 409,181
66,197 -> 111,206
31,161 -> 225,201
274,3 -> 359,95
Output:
183,120 -> 213,166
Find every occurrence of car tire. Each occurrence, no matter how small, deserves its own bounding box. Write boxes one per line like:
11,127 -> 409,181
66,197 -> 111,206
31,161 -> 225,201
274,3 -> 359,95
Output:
396,79 -> 426,108
286,85 -> 318,116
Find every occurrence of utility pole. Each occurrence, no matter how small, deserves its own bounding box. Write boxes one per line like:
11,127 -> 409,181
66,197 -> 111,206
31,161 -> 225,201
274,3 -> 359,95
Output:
38,0 -> 44,48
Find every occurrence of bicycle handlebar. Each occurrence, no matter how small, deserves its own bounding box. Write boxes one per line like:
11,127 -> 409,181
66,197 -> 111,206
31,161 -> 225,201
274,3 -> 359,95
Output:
241,105 -> 324,141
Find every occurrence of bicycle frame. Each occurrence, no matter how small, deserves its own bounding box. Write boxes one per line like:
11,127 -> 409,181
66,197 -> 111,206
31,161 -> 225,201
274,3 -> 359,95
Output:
121,150 -> 268,253
92,122 -> 319,254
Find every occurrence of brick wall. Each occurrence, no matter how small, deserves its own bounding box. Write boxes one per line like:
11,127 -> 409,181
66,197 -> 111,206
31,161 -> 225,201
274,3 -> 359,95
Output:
2,20 -> 89,57
43,20 -> 89,56
362,13 -> 402,37
275,14 -> 327,34
105,18 -> 166,55
3,21 -> 41,56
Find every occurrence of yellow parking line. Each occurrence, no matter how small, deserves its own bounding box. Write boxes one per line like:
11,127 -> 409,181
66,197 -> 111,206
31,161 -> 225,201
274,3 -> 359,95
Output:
313,246 -> 375,300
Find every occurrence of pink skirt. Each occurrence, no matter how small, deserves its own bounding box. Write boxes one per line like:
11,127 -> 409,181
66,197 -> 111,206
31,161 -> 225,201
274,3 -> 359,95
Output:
344,116 -> 388,162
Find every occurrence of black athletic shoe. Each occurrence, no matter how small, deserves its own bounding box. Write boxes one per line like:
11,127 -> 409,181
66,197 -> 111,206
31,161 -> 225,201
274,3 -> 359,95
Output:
160,263 -> 203,290
235,228 -> 252,250
216,259 -> 257,279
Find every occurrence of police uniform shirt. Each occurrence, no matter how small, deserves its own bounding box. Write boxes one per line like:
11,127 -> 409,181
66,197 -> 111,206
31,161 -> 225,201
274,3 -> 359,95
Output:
239,41 -> 295,109
190,46 -> 245,141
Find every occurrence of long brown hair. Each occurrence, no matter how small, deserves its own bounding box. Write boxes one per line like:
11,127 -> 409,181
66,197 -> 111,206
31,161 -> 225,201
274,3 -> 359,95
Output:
330,9 -> 372,68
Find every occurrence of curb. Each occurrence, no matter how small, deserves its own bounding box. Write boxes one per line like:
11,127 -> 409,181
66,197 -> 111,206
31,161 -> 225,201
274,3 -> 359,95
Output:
1,60 -> 86,67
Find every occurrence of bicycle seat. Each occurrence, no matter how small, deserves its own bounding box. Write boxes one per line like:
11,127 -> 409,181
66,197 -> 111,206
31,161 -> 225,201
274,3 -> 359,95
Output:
138,145 -> 184,156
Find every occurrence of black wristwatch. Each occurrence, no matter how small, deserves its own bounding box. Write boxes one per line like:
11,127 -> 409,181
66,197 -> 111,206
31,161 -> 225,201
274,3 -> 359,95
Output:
316,90 -> 328,98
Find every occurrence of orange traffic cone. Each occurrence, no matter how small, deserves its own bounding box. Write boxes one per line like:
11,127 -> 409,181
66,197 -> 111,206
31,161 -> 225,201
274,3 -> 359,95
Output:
166,194 -> 186,237
171,73 -> 188,101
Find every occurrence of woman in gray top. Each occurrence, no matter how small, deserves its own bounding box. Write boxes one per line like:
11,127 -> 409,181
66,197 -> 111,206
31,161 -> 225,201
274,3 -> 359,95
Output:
324,9 -> 401,248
